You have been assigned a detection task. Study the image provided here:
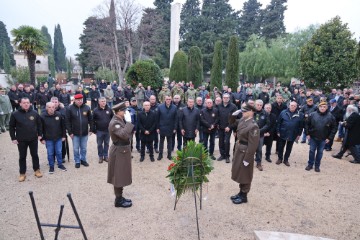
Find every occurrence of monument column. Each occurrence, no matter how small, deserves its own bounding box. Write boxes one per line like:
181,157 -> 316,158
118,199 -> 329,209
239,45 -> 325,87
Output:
170,2 -> 181,67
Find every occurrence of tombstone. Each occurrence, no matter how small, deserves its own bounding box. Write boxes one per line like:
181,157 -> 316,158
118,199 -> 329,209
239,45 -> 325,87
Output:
254,231 -> 335,240
170,2 -> 181,66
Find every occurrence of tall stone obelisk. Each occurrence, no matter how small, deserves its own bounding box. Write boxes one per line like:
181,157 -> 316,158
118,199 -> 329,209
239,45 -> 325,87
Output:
170,2 -> 181,67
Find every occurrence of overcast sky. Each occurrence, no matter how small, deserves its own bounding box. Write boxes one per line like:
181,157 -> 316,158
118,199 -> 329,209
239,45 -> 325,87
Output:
1,0 -> 359,59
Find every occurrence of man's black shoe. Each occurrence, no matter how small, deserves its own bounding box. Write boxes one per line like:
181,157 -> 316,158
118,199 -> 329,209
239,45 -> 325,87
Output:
232,193 -> 247,204
140,157 -> 145,162
225,158 -> 230,163
315,167 -> 320,172
332,154 -> 342,159
150,157 -> 155,162
115,198 -> 132,208
209,155 -> 216,160
230,193 -> 241,200
75,163 -> 80,168
325,148 -> 332,151
305,165 -> 312,171
349,160 -> 360,164
217,156 -> 225,161
157,153 -> 163,161
300,141 -> 306,144
167,155 -> 172,160
81,161 -> 89,167
284,161 -> 290,167
265,158 -> 272,163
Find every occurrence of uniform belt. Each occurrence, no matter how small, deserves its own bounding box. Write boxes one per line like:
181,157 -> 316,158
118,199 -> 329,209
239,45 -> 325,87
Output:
113,141 -> 130,146
238,140 -> 248,146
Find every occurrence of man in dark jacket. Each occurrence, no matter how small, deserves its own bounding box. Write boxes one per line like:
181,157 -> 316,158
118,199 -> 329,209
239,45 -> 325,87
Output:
179,98 -> 200,147
89,85 -> 100,110
66,94 -> 93,168
172,94 -> 186,151
217,93 -> 237,163
258,87 -> 270,105
98,79 -> 107,96
341,105 -> 360,164
149,95 -> 159,153
305,102 -> 337,172
299,98 -> 317,143
325,99 -> 343,151
124,85 -> 134,100
36,86 -> 51,110
263,103 -> 277,162
93,97 -> 113,163
157,95 -> 177,160
8,85 -> 19,111
40,102 -> 67,173
200,99 -> 219,160
9,97 -> 43,181
276,101 -> 304,166
254,99 -> 270,171
138,101 -> 157,162
271,95 -> 287,152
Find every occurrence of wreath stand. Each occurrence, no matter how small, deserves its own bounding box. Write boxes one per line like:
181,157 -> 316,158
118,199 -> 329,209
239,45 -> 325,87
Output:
173,156 -> 204,240
29,191 -> 88,240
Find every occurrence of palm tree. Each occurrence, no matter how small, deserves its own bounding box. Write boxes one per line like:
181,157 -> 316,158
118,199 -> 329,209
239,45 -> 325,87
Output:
11,26 -> 47,85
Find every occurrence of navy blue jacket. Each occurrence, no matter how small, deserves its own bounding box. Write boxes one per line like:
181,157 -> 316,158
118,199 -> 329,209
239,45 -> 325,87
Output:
277,109 -> 304,141
157,103 -> 178,136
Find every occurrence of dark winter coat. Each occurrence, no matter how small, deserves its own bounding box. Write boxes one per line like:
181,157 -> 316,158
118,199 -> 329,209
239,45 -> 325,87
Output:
92,105 -> 113,133
40,111 -> 66,140
9,108 -> 42,141
157,103 -> 178,136
65,103 -> 93,136
179,106 -> 200,138
200,107 -> 219,133
254,109 -> 270,137
343,113 -> 360,146
305,110 -> 337,141
276,109 -> 304,142
217,103 -> 237,129
138,110 -> 157,141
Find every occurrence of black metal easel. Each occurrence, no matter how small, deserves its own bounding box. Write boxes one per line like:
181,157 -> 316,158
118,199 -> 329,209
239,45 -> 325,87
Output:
173,155 -> 204,240
29,191 -> 88,240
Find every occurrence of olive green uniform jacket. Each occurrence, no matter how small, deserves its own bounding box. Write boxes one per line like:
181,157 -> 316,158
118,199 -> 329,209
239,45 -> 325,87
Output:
231,117 -> 260,184
107,115 -> 134,188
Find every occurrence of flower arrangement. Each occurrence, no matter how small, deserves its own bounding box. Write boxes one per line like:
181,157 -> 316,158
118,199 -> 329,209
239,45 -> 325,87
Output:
167,141 -> 214,199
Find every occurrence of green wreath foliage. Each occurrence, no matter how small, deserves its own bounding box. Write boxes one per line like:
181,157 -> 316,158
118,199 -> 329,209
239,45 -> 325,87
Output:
167,141 -> 214,198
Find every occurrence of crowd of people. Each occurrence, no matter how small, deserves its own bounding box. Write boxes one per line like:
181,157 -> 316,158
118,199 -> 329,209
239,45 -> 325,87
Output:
2,78 -> 360,206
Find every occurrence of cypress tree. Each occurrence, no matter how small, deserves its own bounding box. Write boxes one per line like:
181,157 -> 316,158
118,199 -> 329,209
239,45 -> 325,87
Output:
2,42 -> 11,73
261,0 -> 287,41
48,54 -> 56,77
187,46 -> 203,87
210,40 -> 223,91
180,0 -> 201,52
53,24 -> 67,71
225,36 -> 239,90
169,50 -> 188,82
40,26 -> 53,54
0,21 -> 15,69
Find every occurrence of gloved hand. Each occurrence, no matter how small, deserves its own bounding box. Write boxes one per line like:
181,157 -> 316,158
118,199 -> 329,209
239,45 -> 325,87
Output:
232,109 -> 242,116
124,110 -> 132,123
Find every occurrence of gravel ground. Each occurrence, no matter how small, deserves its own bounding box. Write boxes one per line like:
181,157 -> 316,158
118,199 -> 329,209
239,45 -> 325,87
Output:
0,132 -> 359,240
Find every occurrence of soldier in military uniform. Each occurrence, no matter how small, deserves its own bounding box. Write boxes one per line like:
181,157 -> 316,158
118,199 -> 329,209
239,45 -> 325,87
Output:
108,102 -> 134,208
158,86 -> 171,104
229,103 -> 260,204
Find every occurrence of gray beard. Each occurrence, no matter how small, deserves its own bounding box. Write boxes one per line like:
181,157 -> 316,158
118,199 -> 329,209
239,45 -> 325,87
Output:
345,112 -> 352,119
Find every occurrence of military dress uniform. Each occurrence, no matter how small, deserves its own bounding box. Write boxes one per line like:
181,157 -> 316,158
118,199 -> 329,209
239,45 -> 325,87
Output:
108,103 -> 134,208
230,114 -> 260,204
